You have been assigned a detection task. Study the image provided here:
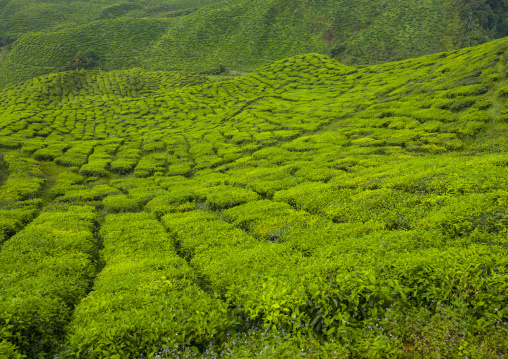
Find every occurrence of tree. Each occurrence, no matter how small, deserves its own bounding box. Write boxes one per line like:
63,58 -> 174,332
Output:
61,49 -> 103,71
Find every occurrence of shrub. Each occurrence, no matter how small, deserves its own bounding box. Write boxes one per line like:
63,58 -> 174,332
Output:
222,200 -> 318,240
60,185 -> 120,202
0,207 -> 38,245
102,194 -> 144,213
110,144 -> 141,174
0,153 -> 45,201
197,185 -> 260,210
0,138 -> 20,149
63,49 -> 102,71
145,191 -> 196,217
498,85 -> 508,97
55,143 -> 95,167
0,206 -> 97,357
65,213 -> 234,358
32,145 -> 68,161
50,172 -> 86,198
167,162 -> 193,176
79,161 -> 110,177
134,154 -> 167,177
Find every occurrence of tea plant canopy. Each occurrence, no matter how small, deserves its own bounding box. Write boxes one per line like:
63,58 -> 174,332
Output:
0,34 -> 508,357
1,0 -> 508,87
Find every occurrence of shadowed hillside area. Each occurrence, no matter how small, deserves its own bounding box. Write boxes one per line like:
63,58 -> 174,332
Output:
0,35 -> 507,357
1,0 -> 508,87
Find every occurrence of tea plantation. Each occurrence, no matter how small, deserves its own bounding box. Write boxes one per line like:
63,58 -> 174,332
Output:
2,0 -> 508,88
1,37 -> 508,358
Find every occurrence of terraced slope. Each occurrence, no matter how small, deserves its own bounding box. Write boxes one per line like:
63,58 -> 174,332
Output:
1,39 -> 508,358
147,0 -> 454,71
2,0 -> 508,88
0,0 -> 221,40
0,18 -> 175,87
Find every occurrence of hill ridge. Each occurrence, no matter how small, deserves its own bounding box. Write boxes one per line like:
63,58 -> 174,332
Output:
2,0 -> 508,88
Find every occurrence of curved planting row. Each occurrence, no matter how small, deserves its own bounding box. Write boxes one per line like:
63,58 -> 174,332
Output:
0,37 -> 506,357
0,152 -> 45,202
0,152 -> 44,244
0,205 -> 98,357
65,212 -> 233,358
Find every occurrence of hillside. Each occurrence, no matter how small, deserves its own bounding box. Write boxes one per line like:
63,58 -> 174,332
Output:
1,38 -> 508,357
0,18 -> 177,88
0,0 -> 221,41
2,0 -> 508,88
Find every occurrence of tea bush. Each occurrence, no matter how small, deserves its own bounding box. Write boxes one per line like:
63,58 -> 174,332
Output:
162,210 -> 253,260
32,143 -> 69,161
134,153 -> 167,177
102,194 -> 144,213
50,171 -> 86,198
79,143 -> 119,177
0,152 -> 45,201
222,200 -> 319,240
197,185 -> 260,210
0,206 -> 98,357
60,184 -> 120,202
65,213 -> 234,358
55,142 -> 96,167
0,205 -> 38,244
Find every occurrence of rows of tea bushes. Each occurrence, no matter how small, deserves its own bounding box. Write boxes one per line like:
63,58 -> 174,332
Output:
0,38 -> 507,357
0,0 -> 220,39
0,203 -> 38,245
0,18 -> 177,88
1,43 -> 503,157
0,68 -> 210,109
0,152 -> 45,202
64,212 -> 233,357
79,141 -> 119,177
0,152 -> 45,245
0,205 -> 98,357
3,0 -> 507,87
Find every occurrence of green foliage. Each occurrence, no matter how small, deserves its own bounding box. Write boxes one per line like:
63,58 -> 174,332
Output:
161,210 -> 253,260
102,194 -> 144,213
0,138 -> 20,149
449,0 -> 508,48
50,171 -> 86,198
0,0 -> 219,38
0,38 -> 507,357
134,153 -> 167,177
145,0 -> 508,73
499,85 -> 508,97
60,184 -> 120,202
33,143 -> 69,161
0,152 -> 45,201
63,49 -> 102,71
79,161 -> 110,177
0,206 -> 97,357
110,143 -> 142,174
196,185 -> 260,210
55,142 -> 95,167
0,18 -> 216,88
0,338 -> 23,359
65,213 -> 233,358
0,18 -> 174,87
222,200 -> 318,240
0,206 -> 38,244
145,192 -> 196,217
2,0 -> 508,86
167,162 -> 193,176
